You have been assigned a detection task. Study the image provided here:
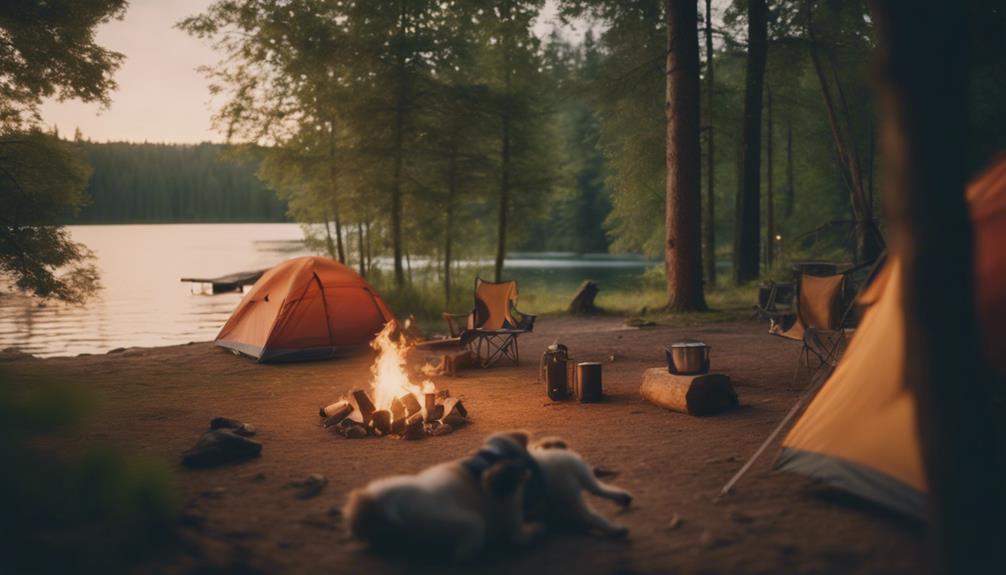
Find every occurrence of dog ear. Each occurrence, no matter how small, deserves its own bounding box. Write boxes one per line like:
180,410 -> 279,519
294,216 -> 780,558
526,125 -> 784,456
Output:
499,430 -> 529,448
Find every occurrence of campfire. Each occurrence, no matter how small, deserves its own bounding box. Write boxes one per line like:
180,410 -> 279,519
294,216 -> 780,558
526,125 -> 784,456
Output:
319,322 -> 468,439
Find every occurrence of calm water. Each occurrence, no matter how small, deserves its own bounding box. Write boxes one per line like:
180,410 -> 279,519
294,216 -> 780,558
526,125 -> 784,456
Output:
0,224 -> 654,358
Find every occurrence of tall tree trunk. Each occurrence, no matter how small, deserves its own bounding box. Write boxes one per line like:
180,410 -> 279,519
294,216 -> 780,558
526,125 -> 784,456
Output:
785,117 -> 794,217
332,202 -> 346,263
322,206 -> 336,259
357,220 -> 365,277
806,12 -> 883,263
732,0 -> 767,284
703,0 -> 716,288
444,142 -> 458,304
873,1 -> 1002,572
765,85 -> 774,269
495,1 -> 513,283
664,0 -> 707,311
328,119 -> 346,263
390,1 -> 408,286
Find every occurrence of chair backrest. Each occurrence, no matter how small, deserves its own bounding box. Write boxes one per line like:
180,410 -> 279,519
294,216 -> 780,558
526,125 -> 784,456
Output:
798,273 -> 845,330
473,278 -> 518,330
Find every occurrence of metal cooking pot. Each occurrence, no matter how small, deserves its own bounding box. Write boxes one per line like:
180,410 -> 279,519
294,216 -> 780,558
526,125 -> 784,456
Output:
665,340 -> 711,375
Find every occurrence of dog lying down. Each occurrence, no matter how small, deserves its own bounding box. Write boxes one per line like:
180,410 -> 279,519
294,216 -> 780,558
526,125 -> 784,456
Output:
344,431 -> 632,561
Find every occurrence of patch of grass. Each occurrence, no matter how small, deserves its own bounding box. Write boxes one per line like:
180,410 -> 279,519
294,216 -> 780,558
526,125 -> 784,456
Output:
372,263 -> 759,334
0,369 -> 182,573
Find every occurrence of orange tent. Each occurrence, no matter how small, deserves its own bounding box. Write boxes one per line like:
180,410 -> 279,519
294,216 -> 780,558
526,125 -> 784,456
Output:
776,155 -> 1006,519
215,256 -> 395,363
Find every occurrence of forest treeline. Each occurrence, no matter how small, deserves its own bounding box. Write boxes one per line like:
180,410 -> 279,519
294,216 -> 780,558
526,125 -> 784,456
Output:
72,141 -> 288,223
178,0 -> 1004,300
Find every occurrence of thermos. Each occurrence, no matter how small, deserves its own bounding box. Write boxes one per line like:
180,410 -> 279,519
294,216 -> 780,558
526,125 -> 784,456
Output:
540,343 -> 573,400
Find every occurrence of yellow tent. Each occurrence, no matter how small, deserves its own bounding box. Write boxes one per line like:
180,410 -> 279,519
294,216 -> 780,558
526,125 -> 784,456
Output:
776,155 -> 1006,519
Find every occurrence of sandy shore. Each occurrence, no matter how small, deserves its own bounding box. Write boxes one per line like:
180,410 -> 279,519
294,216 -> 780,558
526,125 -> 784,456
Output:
5,316 -> 924,574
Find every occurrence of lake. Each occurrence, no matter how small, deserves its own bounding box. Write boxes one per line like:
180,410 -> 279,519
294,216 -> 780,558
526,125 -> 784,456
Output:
0,224 -> 655,358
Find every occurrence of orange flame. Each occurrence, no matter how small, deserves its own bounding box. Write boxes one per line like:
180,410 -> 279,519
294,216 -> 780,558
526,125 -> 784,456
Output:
369,321 -> 432,419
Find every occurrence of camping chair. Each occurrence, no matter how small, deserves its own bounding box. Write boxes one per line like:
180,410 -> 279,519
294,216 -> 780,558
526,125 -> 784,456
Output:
771,254 -> 887,373
443,278 -> 536,368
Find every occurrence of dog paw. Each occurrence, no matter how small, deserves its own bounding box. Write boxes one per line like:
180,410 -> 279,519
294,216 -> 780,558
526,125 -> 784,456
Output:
616,492 -> 633,508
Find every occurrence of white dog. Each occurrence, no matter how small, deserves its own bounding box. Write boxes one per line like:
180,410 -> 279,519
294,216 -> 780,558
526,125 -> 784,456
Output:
525,437 -> 633,537
344,431 -> 535,561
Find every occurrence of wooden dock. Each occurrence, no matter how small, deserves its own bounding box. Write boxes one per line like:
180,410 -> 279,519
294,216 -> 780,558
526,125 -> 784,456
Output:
181,269 -> 266,294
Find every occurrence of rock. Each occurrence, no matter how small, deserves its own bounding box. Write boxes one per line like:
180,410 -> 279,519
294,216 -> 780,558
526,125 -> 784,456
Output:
182,429 -> 262,469
568,280 -> 601,315
289,474 -> 328,499
209,417 -> 257,437
327,506 -> 344,519
251,472 -> 267,482
426,421 -> 453,436
624,317 -> 656,328
107,347 -> 127,354
335,418 -> 367,439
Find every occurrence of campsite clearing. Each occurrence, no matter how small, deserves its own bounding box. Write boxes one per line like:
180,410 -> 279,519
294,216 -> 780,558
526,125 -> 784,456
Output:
5,316 -> 925,574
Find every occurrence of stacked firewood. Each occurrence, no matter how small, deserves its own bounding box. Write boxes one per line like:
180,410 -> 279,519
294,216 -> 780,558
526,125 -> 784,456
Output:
318,389 -> 468,440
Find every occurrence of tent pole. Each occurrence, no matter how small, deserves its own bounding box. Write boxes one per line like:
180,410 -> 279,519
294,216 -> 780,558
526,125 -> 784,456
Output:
718,364 -> 832,497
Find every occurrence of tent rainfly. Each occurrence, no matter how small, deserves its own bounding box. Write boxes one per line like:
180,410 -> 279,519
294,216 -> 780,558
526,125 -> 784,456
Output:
776,154 -> 1006,520
215,256 -> 395,363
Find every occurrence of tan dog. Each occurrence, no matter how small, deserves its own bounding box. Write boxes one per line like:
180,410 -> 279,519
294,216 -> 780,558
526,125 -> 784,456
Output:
344,431 -> 535,561
526,436 -> 633,537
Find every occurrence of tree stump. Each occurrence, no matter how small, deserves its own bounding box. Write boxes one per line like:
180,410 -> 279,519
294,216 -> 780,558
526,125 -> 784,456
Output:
568,280 -> 601,315
640,368 -> 738,416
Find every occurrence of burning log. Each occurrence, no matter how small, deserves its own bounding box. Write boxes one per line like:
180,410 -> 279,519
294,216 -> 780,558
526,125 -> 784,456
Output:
390,397 -> 406,421
426,403 -> 444,422
640,368 -> 738,416
371,410 -> 392,436
425,420 -> 453,436
320,401 -> 353,426
400,393 -> 422,417
424,391 -> 437,417
441,398 -> 468,427
350,389 -> 376,424
402,418 -> 425,440
319,400 -> 350,419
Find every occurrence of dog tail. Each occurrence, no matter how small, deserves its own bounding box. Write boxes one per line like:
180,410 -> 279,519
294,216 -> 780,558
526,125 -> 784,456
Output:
344,489 -> 394,544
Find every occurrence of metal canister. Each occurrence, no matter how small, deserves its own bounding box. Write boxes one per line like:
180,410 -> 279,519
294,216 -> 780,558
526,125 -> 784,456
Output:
575,362 -> 603,403
541,343 -> 572,400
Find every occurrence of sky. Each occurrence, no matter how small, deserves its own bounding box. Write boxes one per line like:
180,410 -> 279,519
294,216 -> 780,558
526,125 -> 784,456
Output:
39,0 -> 584,145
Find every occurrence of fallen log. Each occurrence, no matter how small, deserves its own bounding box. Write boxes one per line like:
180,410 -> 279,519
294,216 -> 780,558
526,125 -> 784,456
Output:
640,368 -> 738,416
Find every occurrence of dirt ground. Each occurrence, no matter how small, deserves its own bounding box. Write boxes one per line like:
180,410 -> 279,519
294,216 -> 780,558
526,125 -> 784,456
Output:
6,316 -> 926,574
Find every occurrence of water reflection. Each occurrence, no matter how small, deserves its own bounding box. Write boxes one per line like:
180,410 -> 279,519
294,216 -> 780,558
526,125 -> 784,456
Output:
0,224 -> 654,357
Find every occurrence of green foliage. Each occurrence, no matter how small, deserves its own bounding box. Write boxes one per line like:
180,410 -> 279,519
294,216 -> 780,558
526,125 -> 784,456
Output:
0,0 -> 126,132
0,131 -> 100,302
0,368 -> 181,573
0,0 -> 126,302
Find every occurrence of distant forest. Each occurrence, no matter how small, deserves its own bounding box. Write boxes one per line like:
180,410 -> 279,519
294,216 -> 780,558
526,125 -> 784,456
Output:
73,142 -> 289,223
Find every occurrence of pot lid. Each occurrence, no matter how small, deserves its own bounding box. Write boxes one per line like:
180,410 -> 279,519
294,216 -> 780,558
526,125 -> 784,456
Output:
670,340 -> 707,348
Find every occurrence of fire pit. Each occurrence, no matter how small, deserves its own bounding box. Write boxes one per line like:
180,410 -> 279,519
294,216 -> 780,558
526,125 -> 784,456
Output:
318,322 -> 469,439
